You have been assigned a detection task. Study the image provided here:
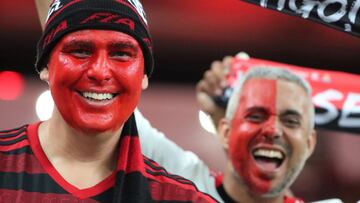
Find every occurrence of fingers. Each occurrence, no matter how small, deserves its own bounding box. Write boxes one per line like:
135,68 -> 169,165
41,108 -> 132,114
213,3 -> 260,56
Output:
235,51 -> 250,60
196,52 -> 250,127
222,56 -> 233,73
204,61 -> 222,96
197,57 -> 232,97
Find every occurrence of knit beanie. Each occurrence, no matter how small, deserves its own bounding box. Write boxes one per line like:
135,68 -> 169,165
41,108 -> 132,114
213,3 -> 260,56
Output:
35,0 -> 154,76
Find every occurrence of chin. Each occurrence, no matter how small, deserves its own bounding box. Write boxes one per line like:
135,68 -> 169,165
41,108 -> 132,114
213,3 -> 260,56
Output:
258,186 -> 285,198
242,174 -> 290,198
259,174 -> 297,198
72,121 -> 122,135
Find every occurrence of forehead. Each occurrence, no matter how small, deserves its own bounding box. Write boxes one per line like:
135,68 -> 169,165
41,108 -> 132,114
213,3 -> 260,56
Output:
276,79 -> 310,115
239,78 -> 310,114
59,29 -> 139,46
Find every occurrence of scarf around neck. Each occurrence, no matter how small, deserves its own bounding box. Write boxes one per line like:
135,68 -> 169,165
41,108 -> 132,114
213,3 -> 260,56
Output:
112,114 -> 217,203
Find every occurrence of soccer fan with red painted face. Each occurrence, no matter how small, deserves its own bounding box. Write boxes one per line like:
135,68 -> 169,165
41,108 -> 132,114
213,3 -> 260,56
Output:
0,1 -> 217,202
216,67 -> 317,203
136,64 -> 323,203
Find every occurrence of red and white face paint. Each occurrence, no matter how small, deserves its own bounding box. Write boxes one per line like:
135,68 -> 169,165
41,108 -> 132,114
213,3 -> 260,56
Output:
228,78 -> 313,196
47,30 -> 145,134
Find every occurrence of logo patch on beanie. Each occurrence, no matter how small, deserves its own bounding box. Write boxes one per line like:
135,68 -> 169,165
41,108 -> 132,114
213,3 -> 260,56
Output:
127,0 -> 148,25
46,0 -> 63,22
81,13 -> 135,30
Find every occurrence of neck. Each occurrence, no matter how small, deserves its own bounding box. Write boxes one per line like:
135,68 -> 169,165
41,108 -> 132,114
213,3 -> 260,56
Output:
38,109 -> 123,188
223,162 -> 285,203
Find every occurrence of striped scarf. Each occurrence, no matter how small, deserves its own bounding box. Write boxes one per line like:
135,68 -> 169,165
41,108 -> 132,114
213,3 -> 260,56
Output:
112,114 -> 217,202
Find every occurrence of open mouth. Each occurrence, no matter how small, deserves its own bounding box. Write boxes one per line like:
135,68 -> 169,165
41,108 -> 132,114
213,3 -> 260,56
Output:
252,148 -> 285,171
78,91 -> 119,102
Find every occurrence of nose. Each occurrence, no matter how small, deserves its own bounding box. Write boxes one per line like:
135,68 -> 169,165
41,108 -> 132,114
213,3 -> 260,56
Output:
262,117 -> 282,141
86,51 -> 112,83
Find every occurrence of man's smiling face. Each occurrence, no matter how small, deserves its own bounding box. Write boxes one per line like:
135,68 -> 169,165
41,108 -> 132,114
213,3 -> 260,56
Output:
47,29 -> 147,134
227,78 -> 316,196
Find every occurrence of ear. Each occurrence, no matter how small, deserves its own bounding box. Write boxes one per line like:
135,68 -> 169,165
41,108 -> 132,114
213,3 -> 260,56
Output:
306,129 -> 317,158
217,118 -> 231,150
142,74 -> 149,90
39,68 -> 49,83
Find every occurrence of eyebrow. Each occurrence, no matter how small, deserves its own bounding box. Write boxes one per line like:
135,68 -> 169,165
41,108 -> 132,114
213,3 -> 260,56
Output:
280,110 -> 302,118
108,41 -> 138,51
245,106 -> 268,113
62,40 -> 95,50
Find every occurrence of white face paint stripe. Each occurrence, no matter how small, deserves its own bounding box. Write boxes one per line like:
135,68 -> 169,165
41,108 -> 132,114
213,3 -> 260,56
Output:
126,0 -> 148,25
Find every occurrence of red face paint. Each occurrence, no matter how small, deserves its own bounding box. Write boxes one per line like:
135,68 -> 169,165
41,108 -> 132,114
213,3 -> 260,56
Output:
47,30 -> 145,134
228,78 -> 313,196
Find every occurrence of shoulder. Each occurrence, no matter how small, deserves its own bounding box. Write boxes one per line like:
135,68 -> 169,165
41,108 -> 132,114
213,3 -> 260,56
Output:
143,156 -> 219,203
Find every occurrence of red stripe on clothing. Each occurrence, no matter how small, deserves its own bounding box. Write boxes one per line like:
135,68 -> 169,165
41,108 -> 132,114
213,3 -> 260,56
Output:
0,131 -> 26,142
0,153 -> 45,174
143,164 -> 217,202
214,172 -> 224,188
116,135 -> 144,173
0,139 -> 29,152
148,181 -> 216,203
143,158 -> 193,184
0,128 -> 24,136
0,189 -> 99,203
143,169 -> 194,191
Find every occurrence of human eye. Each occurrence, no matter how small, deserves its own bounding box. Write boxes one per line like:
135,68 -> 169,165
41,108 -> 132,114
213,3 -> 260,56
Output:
281,115 -> 301,128
69,49 -> 92,58
109,51 -> 132,61
62,41 -> 93,58
245,111 -> 266,123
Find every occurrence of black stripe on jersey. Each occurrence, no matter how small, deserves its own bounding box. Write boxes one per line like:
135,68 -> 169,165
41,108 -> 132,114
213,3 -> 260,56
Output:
91,187 -> 114,203
1,145 -> 33,155
144,158 -> 168,172
0,135 -> 27,146
144,158 -> 193,185
0,125 -> 27,134
145,169 -> 194,186
0,172 -> 67,194
0,127 -> 26,139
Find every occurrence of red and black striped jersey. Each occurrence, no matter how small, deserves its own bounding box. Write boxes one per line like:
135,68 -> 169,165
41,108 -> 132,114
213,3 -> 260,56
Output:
0,121 -> 217,203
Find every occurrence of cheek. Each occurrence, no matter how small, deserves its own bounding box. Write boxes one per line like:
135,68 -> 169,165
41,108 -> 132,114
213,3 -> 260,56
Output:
228,123 -> 258,160
288,131 -> 309,154
48,54 -> 84,87
114,61 -> 144,91
230,121 -> 261,142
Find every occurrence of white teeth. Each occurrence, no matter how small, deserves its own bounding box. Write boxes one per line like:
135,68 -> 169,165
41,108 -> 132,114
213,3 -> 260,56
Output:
253,149 -> 283,159
82,92 -> 114,101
